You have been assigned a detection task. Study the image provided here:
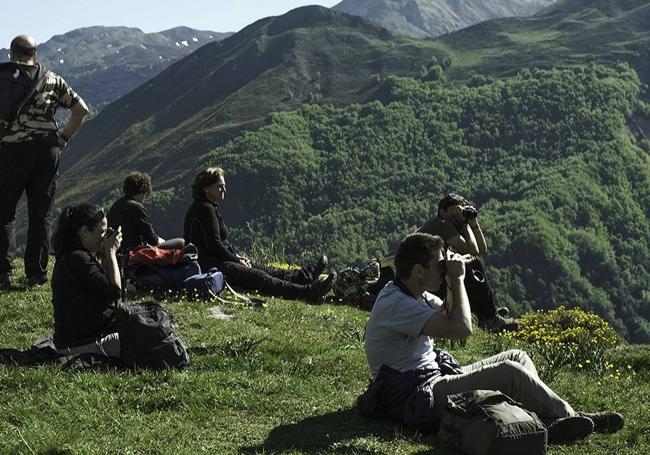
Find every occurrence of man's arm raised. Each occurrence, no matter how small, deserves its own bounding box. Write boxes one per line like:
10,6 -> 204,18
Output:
420,254 -> 473,339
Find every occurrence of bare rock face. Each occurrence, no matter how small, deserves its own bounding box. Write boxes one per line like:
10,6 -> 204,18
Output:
333,0 -> 556,37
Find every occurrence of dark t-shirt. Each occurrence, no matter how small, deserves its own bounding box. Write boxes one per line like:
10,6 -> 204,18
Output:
417,216 -> 460,243
183,199 -> 239,269
51,250 -> 121,348
107,196 -> 159,251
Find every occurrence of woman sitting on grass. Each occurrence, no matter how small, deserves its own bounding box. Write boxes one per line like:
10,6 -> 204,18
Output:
184,167 -> 334,303
51,203 -> 122,358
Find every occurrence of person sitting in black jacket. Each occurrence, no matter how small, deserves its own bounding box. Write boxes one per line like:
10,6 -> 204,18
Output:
51,203 -> 123,357
107,172 -> 184,252
184,167 -> 333,303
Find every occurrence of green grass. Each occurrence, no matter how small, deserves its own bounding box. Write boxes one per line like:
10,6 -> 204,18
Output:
1,269 -> 649,454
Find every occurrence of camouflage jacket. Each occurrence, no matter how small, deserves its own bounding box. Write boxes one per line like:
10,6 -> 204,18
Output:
0,64 -> 81,143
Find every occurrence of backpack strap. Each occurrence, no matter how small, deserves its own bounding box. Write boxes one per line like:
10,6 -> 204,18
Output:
214,281 -> 265,307
15,63 -> 50,118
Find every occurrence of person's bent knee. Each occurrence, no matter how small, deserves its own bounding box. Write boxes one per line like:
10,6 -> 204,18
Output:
503,349 -> 532,365
498,359 -> 530,377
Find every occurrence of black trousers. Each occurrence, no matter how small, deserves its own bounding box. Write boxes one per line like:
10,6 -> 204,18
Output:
201,256 -> 312,299
0,137 -> 60,278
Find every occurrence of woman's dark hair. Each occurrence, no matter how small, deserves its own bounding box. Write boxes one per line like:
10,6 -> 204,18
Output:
394,233 -> 444,280
123,172 -> 152,197
52,203 -> 105,258
191,167 -> 224,200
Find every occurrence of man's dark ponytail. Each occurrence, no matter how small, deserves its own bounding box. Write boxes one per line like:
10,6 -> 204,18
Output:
52,203 -> 105,257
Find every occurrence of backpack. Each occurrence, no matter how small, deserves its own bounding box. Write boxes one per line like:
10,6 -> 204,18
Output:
125,260 -> 201,296
182,267 -> 225,300
438,390 -> 547,455
0,63 -> 49,122
432,258 -> 498,319
332,258 -> 381,306
463,258 -> 498,320
115,301 -> 190,370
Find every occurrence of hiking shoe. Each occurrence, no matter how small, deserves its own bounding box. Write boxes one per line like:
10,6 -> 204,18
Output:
496,306 -> 510,317
547,416 -> 594,445
305,255 -> 328,281
26,275 -> 48,287
579,411 -> 624,434
0,273 -> 10,290
478,314 -> 520,332
307,272 -> 336,304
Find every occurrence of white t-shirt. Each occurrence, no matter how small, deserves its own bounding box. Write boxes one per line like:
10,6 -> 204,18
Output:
364,281 -> 443,379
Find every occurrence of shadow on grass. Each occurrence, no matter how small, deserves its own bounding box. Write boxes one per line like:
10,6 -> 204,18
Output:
239,407 -> 455,454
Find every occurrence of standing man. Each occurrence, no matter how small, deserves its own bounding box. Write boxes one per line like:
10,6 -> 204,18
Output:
0,34 -> 88,288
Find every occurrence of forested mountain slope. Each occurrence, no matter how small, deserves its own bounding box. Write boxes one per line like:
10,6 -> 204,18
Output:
202,65 -> 650,343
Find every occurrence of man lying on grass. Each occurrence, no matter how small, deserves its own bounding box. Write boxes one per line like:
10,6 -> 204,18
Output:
358,233 -> 624,444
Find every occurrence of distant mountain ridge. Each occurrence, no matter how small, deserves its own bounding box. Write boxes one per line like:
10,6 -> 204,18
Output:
58,6 -> 438,199
437,0 -> 650,89
1,26 -> 233,112
333,0 -> 556,37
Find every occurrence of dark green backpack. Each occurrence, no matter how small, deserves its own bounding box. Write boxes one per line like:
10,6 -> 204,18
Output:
115,301 -> 190,370
438,390 -> 547,455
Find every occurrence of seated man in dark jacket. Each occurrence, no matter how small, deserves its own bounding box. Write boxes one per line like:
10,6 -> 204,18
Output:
107,172 -> 184,252
358,233 -> 623,444
184,167 -> 333,303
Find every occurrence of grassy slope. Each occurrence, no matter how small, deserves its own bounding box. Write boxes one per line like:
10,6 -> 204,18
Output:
438,0 -> 650,85
1,273 -> 648,454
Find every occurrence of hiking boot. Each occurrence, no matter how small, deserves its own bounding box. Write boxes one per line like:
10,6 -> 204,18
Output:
547,416 -> 594,445
496,306 -> 510,317
26,275 -> 48,288
478,313 -> 520,332
0,273 -> 10,290
304,255 -> 328,281
579,411 -> 624,433
307,272 -> 336,304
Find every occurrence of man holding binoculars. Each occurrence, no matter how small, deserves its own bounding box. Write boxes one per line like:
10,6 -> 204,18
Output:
359,232 -> 624,443
417,193 -> 519,332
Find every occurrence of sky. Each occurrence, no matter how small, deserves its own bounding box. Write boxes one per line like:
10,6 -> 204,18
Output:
1,0 -> 341,47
